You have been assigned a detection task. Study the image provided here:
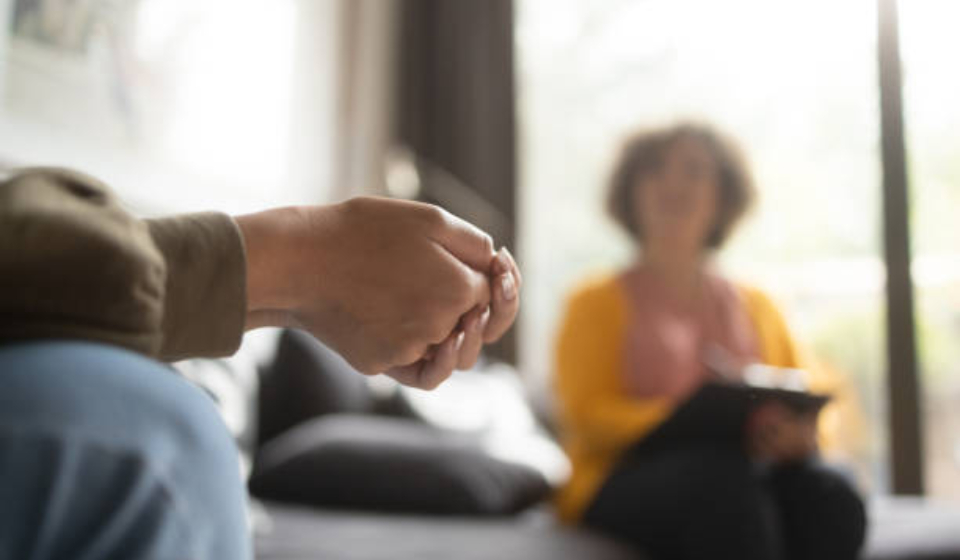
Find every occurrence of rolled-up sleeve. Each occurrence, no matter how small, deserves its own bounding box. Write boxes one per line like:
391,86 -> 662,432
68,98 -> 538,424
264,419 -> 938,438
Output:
146,214 -> 246,360
0,168 -> 247,360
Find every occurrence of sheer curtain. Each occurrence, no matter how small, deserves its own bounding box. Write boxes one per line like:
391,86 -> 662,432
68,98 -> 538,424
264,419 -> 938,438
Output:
328,0 -> 400,201
0,0 -> 362,213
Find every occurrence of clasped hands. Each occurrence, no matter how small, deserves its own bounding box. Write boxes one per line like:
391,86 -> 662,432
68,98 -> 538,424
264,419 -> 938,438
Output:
747,401 -> 819,463
236,197 -> 521,390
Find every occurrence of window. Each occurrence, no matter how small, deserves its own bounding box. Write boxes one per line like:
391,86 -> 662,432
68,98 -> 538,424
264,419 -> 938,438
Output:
0,0 -> 338,213
517,0 -> 889,491
899,0 -> 960,499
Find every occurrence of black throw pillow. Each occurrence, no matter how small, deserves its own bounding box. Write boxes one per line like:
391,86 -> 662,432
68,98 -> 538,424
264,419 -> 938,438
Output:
249,414 -> 551,516
257,330 -> 375,446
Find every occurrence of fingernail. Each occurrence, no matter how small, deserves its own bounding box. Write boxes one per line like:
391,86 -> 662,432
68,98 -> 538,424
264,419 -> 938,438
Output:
494,247 -> 510,274
500,273 -> 517,301
454,331 -> 466,350
479,307 -> 491,329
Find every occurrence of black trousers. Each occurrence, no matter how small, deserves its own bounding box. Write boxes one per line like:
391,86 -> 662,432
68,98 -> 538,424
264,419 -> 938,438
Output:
583,445 -> 866,560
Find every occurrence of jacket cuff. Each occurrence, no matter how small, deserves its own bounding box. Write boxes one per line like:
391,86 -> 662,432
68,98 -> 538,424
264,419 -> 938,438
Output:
147,213 -> 247,360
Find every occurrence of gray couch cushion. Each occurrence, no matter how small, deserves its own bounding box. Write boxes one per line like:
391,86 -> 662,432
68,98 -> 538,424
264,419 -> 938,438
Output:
255,497 -> 960,560
254,504 -> 642,560
863,497 -> 960,560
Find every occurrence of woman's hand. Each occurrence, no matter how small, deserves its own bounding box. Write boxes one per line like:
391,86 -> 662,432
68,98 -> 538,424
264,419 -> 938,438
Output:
746,401 -> 819,463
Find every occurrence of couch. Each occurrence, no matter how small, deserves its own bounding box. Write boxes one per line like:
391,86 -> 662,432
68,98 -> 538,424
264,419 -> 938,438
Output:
243,329 -> 960,560
3,334 -> 959,560
253,497 -> 960,560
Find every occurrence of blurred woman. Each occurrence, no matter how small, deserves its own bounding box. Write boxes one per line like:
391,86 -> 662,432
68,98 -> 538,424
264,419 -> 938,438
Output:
553,123 -> 866,560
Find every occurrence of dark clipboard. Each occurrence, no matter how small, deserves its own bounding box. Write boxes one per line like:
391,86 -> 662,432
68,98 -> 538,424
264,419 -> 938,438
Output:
626,381 -> 831,457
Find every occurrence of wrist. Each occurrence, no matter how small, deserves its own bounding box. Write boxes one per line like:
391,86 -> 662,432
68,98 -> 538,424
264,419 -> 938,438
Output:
235,207 -> 303,328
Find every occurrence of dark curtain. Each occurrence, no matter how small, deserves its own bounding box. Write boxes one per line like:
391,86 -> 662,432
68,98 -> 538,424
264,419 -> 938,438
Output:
396,0 -> 518,363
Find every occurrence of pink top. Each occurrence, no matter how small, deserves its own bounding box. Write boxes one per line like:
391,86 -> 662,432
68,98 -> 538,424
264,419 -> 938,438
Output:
620,265 -> 759,400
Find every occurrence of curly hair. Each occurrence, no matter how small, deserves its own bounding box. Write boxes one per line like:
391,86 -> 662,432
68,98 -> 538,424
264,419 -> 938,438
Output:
606,123 -> 756,249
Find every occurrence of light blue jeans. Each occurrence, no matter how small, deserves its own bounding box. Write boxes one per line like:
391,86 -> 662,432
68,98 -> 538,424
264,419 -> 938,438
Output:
0,341 -> 251,560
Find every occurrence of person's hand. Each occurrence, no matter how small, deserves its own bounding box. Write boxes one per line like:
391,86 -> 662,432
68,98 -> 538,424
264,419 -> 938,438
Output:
385,245 -> 521,388
746,401 -> 819,463
235,197 -> 519,388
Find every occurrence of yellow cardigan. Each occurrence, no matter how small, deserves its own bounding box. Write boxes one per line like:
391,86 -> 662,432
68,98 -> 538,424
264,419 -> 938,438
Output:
552,273 -> 820,523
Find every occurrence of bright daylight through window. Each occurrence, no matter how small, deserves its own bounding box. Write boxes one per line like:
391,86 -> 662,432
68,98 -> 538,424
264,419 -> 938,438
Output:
519,0 -> 960,499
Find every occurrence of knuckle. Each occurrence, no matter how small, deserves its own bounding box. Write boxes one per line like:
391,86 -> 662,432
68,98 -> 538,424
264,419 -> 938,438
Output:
425,319 -> 452,345
419,203 -> 448,229
451,288 -> 472,312
341,195 -> 370,216
459,354 -> 478,370
350,356 -> 382,376
478,232 -> 495,257
420,370 -> 447,391
419,298 -> 462,339
451,271 -> 480,307
392,339 -> 424,367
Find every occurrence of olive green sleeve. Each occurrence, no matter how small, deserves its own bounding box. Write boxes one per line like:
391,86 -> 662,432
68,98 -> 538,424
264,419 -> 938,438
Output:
0,168 -> 246,360
146,213 -> 247,361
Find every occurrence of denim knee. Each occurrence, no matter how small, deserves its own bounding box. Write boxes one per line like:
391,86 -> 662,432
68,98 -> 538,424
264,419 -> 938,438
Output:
0,341 -> 251,560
